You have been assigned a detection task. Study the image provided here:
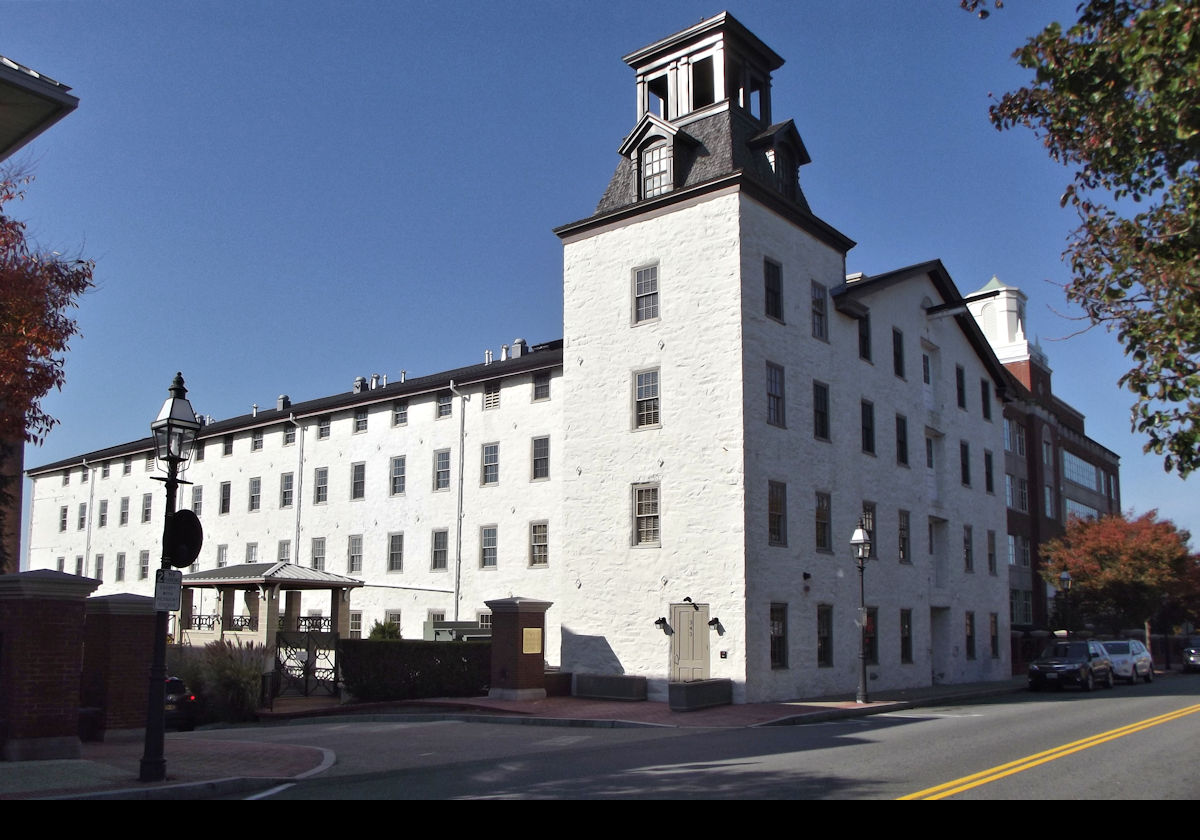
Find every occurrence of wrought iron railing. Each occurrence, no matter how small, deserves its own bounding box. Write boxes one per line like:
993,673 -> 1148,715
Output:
228,616 -> 259,631
296,616 -> 332,632
188,614 -> 218,631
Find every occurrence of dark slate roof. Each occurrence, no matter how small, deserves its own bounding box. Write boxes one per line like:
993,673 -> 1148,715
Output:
27,340 -> 564,475
181,562 -> 363,589
832,259 -> 1011,397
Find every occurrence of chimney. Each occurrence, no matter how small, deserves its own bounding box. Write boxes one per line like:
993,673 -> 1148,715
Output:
277,395 -> 290,411
512,338 -> 526,358
353,376 -> 367,394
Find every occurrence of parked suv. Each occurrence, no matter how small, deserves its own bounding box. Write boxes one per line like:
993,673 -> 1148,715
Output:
1028,640 -> 1115,692
1184,636 -> 1200,673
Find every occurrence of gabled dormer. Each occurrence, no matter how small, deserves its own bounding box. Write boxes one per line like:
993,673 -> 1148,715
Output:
616,113 -> 699,200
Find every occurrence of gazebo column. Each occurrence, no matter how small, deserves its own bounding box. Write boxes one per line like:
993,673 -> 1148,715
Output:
178,588 -> 194,637
283,590 -> 301,632
330,588 -> 351,636
263,585 -> 281,650
245,588 -> 260,630
220,585 -> 236,638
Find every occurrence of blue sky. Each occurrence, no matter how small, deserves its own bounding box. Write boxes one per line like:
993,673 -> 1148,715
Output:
9,1 -> 1195,547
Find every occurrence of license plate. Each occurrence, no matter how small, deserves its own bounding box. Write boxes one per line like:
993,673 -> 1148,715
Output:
165,703 -> 177,710
1045,672 -> 1058,679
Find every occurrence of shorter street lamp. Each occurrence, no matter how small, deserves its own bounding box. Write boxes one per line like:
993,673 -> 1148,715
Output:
1059,570 -> 1073,637
140,373 -> 201,783
850,518 -> 872,705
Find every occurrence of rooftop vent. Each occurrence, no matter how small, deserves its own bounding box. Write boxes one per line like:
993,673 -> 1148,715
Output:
277,395 -> 291,411
353,376 -> 367,394
512,338 -> 527,358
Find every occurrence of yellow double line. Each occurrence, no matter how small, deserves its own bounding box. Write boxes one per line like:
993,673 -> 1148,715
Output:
900,702 -> 1200,800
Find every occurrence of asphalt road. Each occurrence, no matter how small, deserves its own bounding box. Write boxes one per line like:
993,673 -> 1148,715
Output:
209,677 -> 1200,799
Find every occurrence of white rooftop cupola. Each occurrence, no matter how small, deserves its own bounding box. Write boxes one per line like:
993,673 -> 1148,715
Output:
966,276 -> 1049,370
624,11 -> 783,125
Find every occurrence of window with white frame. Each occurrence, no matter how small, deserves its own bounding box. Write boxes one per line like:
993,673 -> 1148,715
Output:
530,521 -> 549,567
145,452 -> 154,471
392,400 -> 408,426
481,443 -> 499,486
94,554 -> 103,581
59,506 -> 67,532
480,526 -> 497,568
77,502 -> 87,530
191,486 -> 202,517
116,552 -> 125,582
81,466 -> 88,483
278,540 -> 291,562
437,391 -> 452,418
635,369 -> 660,428
219,482 -> 231,514
351,462 -> 366,500
223,434 -> 234,455
280,473 -> 294,508
101,461 -> 110,479
353,407 -> 368,433
811,281 -> 828,340
123,455 -> 132,475
251,428 -> 263,451
388,533 -> 403,572
245,542 -> 258,563
311,538 -> 326,571
533,372 -> 551,401
347,534 -> 363,573
434,450 -> 450,491
139,550 -> 150,580
531,437 -> 549,480
314,467 -> 328,504
75,555 -> 83,576
350,612 -> 362,639
431,529 -> 449,570
284,424 -> 295,445
98,500 -> 108,527
633,265 -> 659,324
248,477 -> 261,511
119,497 -> 129,526
390,456 -> 406,495
317,416 -> 331,439
142,494 -> 153,523
641,141 -> 672,198
193,441 -> 204,461
483,381 -> 500,410
217,544 -> 228,568
633,484 -> 660,546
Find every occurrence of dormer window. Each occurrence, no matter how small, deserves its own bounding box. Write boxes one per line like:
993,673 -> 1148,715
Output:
642,141 -> 673,198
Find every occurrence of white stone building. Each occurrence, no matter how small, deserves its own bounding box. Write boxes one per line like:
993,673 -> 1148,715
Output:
25,13 -> 1013,702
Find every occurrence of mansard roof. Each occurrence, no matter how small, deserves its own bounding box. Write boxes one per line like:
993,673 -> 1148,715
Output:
26,339 -> 564,475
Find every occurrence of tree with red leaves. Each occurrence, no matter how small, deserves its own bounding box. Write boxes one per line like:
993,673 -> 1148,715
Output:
0,171 -> 94,572
1040,511 -> 1199,635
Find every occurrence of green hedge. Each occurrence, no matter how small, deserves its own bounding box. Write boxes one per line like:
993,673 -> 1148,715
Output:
338,639 -> 490,702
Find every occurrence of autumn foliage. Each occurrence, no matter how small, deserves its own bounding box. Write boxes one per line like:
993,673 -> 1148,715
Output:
0,172 -> 94,445
1040,511 -> 1200,634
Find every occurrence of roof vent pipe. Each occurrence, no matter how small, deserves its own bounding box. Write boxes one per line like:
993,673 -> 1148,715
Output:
485,349 -> 493,365
400,370 -> 406,383
252,404 -> 258,417
370,374 -> 379,390
500,344 -> 509,361
381,374 -> 387,387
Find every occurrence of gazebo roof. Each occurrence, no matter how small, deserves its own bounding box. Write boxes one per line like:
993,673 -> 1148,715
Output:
181,562 -> 364,590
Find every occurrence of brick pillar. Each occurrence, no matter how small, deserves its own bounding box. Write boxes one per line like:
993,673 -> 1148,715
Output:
220,586 -> 236,633
263,585 -> 280,651
0,570 -> 99,760
283,590 -> 300,631
330,588 -> 351,637
81,594 -> 155,734
485,596 -> 553,701
245,588 -> 260,630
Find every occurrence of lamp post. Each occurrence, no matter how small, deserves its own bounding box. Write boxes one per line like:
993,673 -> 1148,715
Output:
139,373 -> 200,783
850,518 -> 872,704
1059,570 -> 1073,638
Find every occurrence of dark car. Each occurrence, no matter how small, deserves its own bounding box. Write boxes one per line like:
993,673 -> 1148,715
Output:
164,677 -> 199,731
1028,640 -> 1115,692
1183,636 -> 1200,673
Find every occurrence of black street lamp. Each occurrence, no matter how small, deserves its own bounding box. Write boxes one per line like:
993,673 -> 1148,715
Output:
140,373 -> 200,783
850,518 -> 871,705
1059,570 -> 1073,637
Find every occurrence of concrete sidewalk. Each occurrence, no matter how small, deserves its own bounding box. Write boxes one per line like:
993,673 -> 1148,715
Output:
0,675 -> 1035,800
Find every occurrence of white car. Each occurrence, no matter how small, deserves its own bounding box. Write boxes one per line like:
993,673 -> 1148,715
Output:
1101,640 -> 1154,684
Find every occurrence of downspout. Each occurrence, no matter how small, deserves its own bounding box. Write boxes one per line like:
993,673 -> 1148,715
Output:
289,413 -> 304,563
448,380 -> 468,621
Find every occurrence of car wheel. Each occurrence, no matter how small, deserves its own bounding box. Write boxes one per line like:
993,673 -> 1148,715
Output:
1082,670 -> 1094,692
1104,669 -> 1114,689
1145,666 -> 1154,684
